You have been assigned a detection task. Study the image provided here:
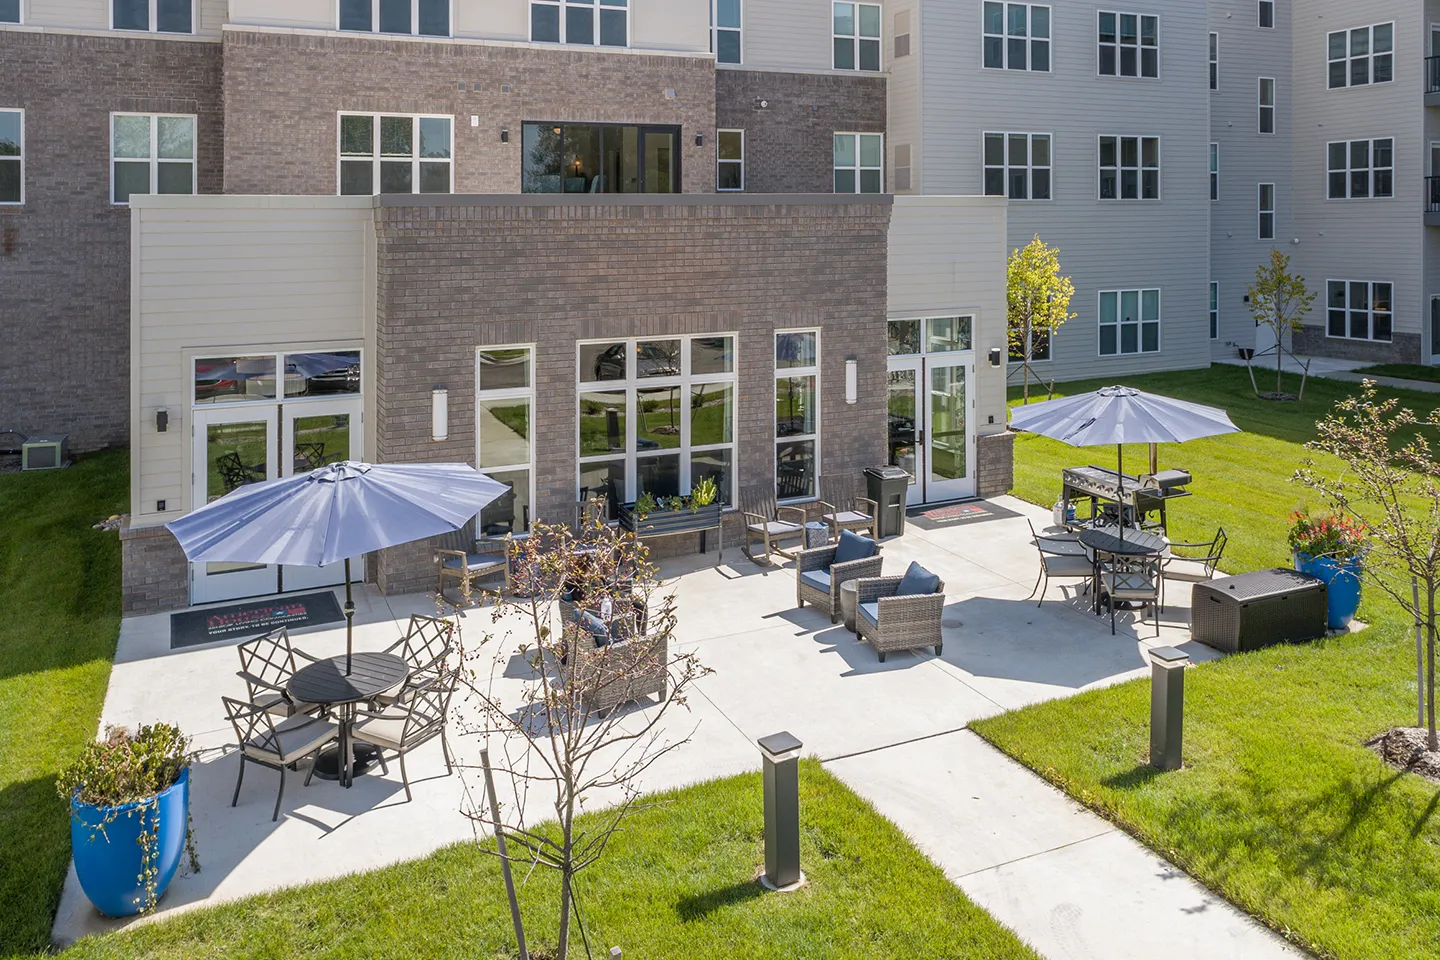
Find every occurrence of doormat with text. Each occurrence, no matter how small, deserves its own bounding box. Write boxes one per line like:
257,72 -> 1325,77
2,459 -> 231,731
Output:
170,592 -> 344,650
905,499 -> 1022,531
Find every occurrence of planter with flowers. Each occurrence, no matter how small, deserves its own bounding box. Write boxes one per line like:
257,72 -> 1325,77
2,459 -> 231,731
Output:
1288,509 -> 1368,630
58,723 -> 199,918
618,478 -> 725,558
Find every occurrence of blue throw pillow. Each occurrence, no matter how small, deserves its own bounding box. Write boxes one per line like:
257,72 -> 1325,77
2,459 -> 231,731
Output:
833,529 -> 877,565
576,610 -> 611,647
895,561 -> 940,597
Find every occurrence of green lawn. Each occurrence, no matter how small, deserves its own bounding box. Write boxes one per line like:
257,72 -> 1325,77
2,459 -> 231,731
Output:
61,763 -> 1039,960
973,366 -> 1440,960
1351,363 -> 1440,384
0,450 -> 128,957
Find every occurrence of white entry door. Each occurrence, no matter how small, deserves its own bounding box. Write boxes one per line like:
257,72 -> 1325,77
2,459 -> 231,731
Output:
280,399 -> 364,592
191,405 -> 280,604
886,355 -> 976,504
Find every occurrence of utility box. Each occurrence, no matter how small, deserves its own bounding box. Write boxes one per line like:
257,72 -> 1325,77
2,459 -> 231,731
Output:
1192,569 -> 1327,653
21,435 -> 70,470
864,466 -> 910,539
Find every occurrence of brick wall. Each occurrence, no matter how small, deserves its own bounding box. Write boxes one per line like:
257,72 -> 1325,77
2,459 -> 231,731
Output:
0,32 -> 223,450
221,29 -> 717,196
371,194 -> 892,592
976,432 -> 1015,499
120,518 -> 190,614
1292,326 -> 1421,365
715,69 -> 887,194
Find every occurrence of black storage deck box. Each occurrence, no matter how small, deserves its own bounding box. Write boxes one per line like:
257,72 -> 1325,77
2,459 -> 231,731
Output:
1191,569 -> 1328,653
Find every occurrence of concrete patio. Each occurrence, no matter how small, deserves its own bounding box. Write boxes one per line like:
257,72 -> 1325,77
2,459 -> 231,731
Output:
54,495 -> 1301,959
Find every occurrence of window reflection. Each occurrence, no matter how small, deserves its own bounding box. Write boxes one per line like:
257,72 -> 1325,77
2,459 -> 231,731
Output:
521,123 -> 681,194
284,351 -> 361,397
194,356 -> 278,404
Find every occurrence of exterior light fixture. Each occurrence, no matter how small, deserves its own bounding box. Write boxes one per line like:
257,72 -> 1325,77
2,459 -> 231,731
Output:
988,347 -> 1003,368
845,359 -> 858,404
696,133 -> 705,147
500,128 -> 510,143
432,387 -> 449,441
156,408 -> 169,432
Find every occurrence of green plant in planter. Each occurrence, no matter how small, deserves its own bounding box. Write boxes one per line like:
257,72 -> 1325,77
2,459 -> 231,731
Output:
1287,508 -> 1368,561
634,491 -> 658,516
690,476 -> 718,509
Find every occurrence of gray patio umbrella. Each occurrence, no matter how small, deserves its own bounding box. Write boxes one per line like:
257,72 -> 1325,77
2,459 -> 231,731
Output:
167,461 -> 506,672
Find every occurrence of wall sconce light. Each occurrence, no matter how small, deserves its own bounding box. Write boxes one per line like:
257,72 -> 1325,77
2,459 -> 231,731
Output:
500,128 -> 510,143
155,408 -> 169,432
845,359 -> 858,405
988,347 -> 1003,368
431,387 -> 449,441
695,133 -> 705,147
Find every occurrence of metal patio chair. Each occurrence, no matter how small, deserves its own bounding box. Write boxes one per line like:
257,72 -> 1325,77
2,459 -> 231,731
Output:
374,614 -> 456,707
1160,527 -> 1227,608
222,697 -> 340,821
1026,519 -> 1094,607
236,627 -> 324,719
352,670 -> 458,802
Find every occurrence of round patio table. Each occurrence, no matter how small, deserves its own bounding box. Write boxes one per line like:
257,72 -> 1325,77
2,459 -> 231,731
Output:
1077,527 -> 1168,615
287,652 -> 408,787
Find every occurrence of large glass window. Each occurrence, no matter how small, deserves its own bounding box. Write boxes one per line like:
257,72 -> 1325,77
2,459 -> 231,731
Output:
339,114 -> 452,196
713,0 -> 741,64
834,2 -> 881,71
1098,289 -> 1160,356
113,0 -> 191,33
1258,0 -> 1273,29
477,346 -> 534,537
0,110 -> 21,205
1258,78 -> 1275,134
983,132 -> 1051,200
983,3 -> 1050,72
1327,138 -> 1393,199
340,0 -> 450,36
1098,11 -> 1158,78
112,113 -> 195,204
531,0 -> 627,46
193,351 -> 363,405
775,331 -> 818,501
0,1 -> 18,23
717,129 -> 744,190
834,132 -> 883,194
1329,24 -> 1394,89
1098,135 -> 1159,200
577,336 -> 737,516
1327,281 -> 1393,342
521,123 -> 679,194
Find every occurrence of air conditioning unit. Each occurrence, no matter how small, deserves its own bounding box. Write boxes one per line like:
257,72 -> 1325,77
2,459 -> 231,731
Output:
22,435 -> 70,470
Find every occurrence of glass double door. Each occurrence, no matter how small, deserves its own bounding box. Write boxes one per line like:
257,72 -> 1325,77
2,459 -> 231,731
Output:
191,399 -> 362,604
887,357 -> 975,505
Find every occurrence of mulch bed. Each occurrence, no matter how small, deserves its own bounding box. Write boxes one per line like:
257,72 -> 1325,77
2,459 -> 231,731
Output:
1367,728 -> 1440,784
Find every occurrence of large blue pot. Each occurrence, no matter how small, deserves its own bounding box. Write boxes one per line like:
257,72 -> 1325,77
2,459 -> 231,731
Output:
1294,552 -> 1362,630
70,768 -> 189,918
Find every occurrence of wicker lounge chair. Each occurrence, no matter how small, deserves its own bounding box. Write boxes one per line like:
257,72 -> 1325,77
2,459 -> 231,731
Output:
818,475 -> 879,541
741,485 -> 806,565
853,563 -> 946,662
222,697 -> 340,821
563,603 -> 668,716
796,532 -> 883,623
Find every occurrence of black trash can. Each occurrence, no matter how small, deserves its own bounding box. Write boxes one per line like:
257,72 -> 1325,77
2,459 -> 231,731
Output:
864,465 -> 911,539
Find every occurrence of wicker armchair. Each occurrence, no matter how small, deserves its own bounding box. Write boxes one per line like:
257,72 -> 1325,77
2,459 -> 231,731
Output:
796,540 -> 883,623
818,476 -> 878,541
853,570 -> 947,662
565,619 -> 668,716
741,485 -> 807,565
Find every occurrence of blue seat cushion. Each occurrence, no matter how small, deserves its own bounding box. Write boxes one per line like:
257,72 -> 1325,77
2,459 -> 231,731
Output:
444,553 -> 506,574
834,529 -> 877,564
575,610 -> 611,647
895,561 -> 940,597
858,602 -> 880,628
799,569 -> 832,594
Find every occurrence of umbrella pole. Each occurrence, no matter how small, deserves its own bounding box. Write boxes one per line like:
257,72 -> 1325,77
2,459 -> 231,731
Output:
1118,444 -> 1126,546
344,557 -> 354,676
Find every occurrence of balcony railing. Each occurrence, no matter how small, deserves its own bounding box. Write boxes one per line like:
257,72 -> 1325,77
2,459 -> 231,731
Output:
1428,176 -> 1440,214
1429,55 -> 1440,95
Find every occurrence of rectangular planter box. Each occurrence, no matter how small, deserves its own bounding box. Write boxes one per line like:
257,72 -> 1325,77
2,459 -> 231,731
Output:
618,502 -> 724,563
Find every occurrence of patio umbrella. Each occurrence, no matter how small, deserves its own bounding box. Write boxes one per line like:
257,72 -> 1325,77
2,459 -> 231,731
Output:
167,461 -> 506,672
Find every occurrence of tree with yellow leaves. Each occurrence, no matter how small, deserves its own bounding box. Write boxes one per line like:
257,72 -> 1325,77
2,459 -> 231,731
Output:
1007,235 -> 1076,404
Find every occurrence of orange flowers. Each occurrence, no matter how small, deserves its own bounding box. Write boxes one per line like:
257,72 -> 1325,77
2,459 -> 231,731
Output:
1287,509 -> 1368,560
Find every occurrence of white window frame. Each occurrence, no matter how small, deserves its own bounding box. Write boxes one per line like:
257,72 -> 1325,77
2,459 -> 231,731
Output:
1258,0 -> 1274,29
0,0 -> 21,25
834,132 -> 884,194
110,0 -> 194,33
336,112 -> 453,197
717,128 -> 744,192
110,112 -> 197,207
1209,142 -> 1219,201
983,2 -> 1051,72
1328,23 -> 1395,90
982,131 -> 1053,201
833,2 -> 882,72
1258,77 -> 1275,134
0,108 -> 22,206
475,345 -> 536,538
1258,182 -> 1275,240
576,334 -> 740,508
774,329 -> 820,503
1098,135 -> 1160,201
1209,281 -> 1219,340
337,0 -> 452,37
1209,32 -> 1218,90
1098,289 -> 1162,356
1098,11 -> 1159,79
712,0 -> 742,65
1327,138 -> 1394,200
529,0 -> 629,47
1326,280 -> 1394,342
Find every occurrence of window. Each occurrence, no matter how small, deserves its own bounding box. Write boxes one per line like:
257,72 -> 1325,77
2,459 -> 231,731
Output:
1209,282 -> 1219,340
1099,135 -> 1159,200
983,3 -> 1050,71
112,0 -> 191,33
1258,0 -> 1273,29
717,129 -> 744,191
521,123 -> 679,194
531,0 -> 627,46
1327,280 -> 1393,342
0,0 -> 19,23
983,132 -> 1051,200
338,114 -> 452,196
1327,138 -> 1393,199
194,350 -> 361,405
1329,24 -> 1394,89
1209,32 -> 1218,89
834,3 -> 881,71
1099,12 -> 1158,78
775,331 -> 818,501
0,110 -> 21,205
713,0 -> 741,64
111,114 -> 195,204
339,0 -> 450,36
1099,289 -> 1161,355
1258,183 -> 1275,240
476,347 -> 535,537
1209,142 -> 1219,201
578,336 -> 738,516
834,133 -> 883,193
1258,78 -> 1275,134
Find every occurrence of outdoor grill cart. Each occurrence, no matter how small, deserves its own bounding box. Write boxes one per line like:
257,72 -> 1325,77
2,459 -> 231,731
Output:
1061,465 -> 1192,533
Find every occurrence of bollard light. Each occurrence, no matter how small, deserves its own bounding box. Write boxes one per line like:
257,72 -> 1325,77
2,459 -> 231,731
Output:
1148,646 -> 1190,771
758,731 -> 804,890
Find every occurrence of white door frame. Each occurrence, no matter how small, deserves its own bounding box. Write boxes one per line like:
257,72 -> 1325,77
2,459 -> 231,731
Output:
887,358 -> 925,506
886,350 -> 977,504
191,405 -> 280,604
279,398 -> 364,592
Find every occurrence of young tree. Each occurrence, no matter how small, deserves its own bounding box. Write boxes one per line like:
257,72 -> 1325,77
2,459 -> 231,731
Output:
1295,382 -> 1440,752
1006,235 -> 1076,404
456,521 -> 709,959
1248,250 -> 1317,399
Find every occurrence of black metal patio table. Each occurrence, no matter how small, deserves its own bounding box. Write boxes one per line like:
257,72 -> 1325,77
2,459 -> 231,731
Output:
1077,526 -> 1168,615
287,652 -> 408,788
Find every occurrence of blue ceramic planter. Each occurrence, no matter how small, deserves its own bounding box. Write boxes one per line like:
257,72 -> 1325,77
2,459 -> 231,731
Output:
70,768 -> 189,918
1294,552 -> 1362,630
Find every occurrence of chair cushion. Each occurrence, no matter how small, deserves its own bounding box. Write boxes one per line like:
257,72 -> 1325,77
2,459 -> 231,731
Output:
831,510 -> 873,526
858,602 -> 880,628
1042,555 -> 1094,578
576,610 -> 611,647
749,520 -> 802,535
243,714 -> 338,764
443,553 -> 507,574
834,529 -> 877,564
799,569 -> 832,594
352,711 -> 409,751
895,561 -> 940,596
